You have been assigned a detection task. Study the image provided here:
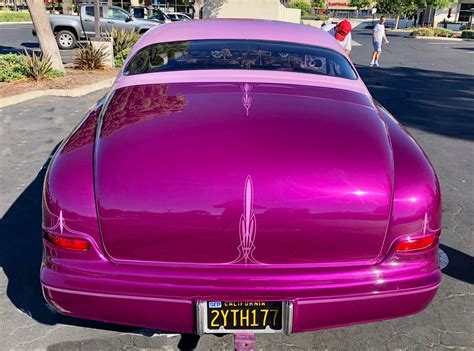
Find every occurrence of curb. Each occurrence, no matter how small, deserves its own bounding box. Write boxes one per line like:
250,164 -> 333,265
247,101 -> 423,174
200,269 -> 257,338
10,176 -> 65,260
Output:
0,77 -> 115,108
412,36 -> 463,41
0,21 -> 32,25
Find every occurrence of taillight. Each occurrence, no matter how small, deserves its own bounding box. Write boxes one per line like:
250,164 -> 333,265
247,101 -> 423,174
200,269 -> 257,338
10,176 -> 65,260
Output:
46,232 -> 89,251
395,234 -> 437,252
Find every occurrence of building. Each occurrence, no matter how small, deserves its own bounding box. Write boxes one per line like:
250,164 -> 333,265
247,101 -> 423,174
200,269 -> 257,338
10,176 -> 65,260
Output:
433,0 -> 474,25
281,0 -> 376,17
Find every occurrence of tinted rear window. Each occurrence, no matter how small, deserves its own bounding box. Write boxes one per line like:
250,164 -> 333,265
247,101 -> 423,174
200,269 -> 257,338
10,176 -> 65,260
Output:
124,39 -> 357,80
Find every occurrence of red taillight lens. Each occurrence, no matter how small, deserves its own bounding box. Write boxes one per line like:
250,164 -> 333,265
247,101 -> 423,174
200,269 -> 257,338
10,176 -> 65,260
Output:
395,234 -> 437,252
46,232 -> 89,251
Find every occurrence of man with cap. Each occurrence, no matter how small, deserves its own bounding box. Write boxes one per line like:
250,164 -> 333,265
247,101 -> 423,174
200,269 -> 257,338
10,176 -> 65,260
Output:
322,19 -> 352,56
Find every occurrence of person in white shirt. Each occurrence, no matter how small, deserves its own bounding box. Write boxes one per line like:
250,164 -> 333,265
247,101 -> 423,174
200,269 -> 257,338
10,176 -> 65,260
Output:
370,16 -> 389,67
323,19 -> 352,56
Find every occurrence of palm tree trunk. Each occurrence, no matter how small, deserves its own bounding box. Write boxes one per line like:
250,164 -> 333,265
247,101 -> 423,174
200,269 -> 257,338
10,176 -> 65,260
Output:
26,0 -> 65,72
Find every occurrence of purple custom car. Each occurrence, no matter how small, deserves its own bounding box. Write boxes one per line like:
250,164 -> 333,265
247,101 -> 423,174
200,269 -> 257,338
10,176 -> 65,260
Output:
41,20 -> 441,338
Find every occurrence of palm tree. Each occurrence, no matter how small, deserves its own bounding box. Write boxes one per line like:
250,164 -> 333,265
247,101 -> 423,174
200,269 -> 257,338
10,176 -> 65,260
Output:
26,0 -> 65,72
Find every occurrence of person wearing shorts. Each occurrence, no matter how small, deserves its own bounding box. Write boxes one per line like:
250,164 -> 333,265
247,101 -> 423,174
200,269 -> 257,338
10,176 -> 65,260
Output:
370,16 -> 389,67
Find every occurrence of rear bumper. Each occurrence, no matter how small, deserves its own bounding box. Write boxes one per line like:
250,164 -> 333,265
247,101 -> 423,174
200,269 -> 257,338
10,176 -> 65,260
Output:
40,240 -> 441,334
42,282 -> 439,334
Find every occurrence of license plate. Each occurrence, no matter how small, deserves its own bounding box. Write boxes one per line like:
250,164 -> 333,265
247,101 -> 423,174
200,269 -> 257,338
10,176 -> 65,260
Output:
200,301 -> 284,333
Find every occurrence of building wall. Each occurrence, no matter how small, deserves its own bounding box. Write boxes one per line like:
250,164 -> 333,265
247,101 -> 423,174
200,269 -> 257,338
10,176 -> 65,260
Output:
204,0 -> 301,23
434,0 -> 474,25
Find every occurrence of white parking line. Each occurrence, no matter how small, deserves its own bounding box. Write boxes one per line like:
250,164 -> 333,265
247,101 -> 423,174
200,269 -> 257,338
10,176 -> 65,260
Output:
352,40 -> 362,47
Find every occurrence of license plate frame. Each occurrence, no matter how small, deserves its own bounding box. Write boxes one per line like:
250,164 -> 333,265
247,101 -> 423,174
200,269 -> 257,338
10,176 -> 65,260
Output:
196,301 -> 293,334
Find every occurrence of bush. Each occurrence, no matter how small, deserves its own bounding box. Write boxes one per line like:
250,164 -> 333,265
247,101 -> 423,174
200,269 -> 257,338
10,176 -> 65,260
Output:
0,54 -> 29,82
74,43 -> 107,70
301,14 -> 329,21
24,50 -> 64,81
411,27 -> 456,38
410,28 -> 435,37
0,11 -> 31,22
108,28 -> 140,55
433,28 -> 456,37
114,47 -> 131,68
461,30 -> 474,39
288,0 -> 313,16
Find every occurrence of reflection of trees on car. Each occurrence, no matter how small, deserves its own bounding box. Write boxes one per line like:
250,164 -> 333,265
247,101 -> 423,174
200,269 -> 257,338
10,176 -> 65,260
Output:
126,42 -> 190,74
100,85 -> 187,137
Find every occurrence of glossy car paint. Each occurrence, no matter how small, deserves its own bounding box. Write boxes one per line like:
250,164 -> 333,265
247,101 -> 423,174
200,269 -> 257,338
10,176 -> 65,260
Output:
41,19 -> 441,333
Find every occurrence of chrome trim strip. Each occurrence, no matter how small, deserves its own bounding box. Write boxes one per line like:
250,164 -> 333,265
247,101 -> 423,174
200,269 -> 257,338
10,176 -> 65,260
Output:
284,301 -> 294,335
196,301 -> 205,336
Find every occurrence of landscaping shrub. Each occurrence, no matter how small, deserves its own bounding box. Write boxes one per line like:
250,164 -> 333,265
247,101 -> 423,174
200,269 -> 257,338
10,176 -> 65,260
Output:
410,28 -> 435,37
74,43 -> 107,70
0,11 -> 31,22
24,50 -> 64,81
108,28 -> 140,55
301,14 -> 329,21
461,30 -> 474,39
411,28 -> 456,38
288,0 -> 313,16
0,54 -> 29,82
432,28 -> 456,37
114,47 -> 131,68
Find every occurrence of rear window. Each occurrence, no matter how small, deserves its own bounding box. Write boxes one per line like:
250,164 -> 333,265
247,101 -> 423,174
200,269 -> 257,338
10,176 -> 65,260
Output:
124,39 -> 357,80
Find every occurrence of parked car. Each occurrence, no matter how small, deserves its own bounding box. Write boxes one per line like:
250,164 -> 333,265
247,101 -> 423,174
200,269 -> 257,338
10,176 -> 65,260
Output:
130,6 -> 171,23
34,4 -> 160,50
41,19 -> 441,338
166,12 -> 193,21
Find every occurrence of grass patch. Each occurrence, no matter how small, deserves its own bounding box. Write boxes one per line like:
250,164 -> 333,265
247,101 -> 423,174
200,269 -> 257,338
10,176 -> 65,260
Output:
0,11 -> 31,22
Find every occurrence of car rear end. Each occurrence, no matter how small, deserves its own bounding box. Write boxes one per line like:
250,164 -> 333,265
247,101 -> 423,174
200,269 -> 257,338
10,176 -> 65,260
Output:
40,20 -> 441,334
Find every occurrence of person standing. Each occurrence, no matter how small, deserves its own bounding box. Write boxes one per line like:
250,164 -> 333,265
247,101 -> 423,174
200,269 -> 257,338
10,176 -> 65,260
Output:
370,16 -> 389,67
323,19 -> 352,56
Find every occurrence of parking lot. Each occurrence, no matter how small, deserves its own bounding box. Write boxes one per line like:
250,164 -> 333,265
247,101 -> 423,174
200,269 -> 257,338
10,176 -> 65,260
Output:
0,29 -> 473,350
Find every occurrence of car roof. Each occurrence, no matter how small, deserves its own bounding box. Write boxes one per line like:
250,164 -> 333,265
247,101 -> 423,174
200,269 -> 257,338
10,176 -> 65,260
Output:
115,19 -> 367,96
133,19 -> 344,54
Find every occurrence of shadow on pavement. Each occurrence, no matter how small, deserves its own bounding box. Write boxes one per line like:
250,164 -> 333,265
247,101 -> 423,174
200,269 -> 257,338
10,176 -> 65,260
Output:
439,244 -> 474,284
0,148 -> 202,349
356,65 -> 474,141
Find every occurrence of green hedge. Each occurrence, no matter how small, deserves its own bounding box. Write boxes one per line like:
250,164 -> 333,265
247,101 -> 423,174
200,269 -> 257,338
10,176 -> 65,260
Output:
461,30 -> 474,39
0,53 -> 63,82
0,11 -> 31,22
301,14 -> 329,21
411,27 -> 457,38
0,54 -> 29,82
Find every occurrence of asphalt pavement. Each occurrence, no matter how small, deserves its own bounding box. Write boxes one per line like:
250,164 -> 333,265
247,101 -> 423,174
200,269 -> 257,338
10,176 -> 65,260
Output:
0,23 -> 77,63
0,28 -> 473,350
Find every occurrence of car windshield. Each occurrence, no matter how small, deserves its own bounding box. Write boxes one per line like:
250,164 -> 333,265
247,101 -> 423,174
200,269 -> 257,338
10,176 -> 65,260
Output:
124,39 -> 357,80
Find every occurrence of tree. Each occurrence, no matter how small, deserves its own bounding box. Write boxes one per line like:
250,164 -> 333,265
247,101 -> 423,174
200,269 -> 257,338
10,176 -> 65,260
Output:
377,0 -> 417,28
349,0 -> 371,11
311,0 -> 325,8
288,0 -> 313,16
414,0 -> 453,26
26,0 -> 65,72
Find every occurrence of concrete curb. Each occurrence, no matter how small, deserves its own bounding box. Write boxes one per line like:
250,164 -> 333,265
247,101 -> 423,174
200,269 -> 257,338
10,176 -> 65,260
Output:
0,77 -> 115,108
0,21 -> 32,25
412,36 -> 463,41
